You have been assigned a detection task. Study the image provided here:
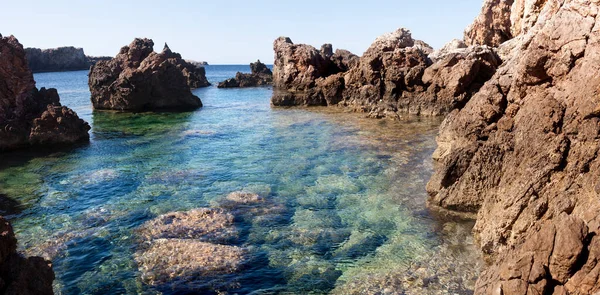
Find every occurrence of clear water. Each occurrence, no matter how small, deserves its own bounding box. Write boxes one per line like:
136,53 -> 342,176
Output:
0,65 -> 481,294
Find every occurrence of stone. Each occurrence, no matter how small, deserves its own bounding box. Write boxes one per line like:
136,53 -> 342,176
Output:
137,208 -> 238,244
88,38 -> 209,111
427,0 -> 600,293
0,34 -> 90,151
135,239 -> 245,286
271,28 -> 501,118
0,216 -> 54,295
217,60 -> 273,88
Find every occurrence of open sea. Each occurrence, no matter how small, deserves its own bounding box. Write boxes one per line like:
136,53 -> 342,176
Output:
0,65 -> 481,294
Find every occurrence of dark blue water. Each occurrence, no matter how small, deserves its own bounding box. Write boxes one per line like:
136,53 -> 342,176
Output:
0,65 -> 479,294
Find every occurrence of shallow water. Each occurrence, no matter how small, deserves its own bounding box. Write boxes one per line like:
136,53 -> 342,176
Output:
0,65 -> 482,294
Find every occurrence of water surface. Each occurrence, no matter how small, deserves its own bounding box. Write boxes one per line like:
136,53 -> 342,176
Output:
0,65 -> 481,294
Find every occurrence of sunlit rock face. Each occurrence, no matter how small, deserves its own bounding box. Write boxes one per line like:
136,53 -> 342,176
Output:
0,33 -> 90,151
88,39 -> 209,111
428,0 -> 600,293
272,28 -> 501,119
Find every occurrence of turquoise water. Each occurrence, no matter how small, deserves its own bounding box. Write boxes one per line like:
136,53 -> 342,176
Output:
0,66 -> 480,294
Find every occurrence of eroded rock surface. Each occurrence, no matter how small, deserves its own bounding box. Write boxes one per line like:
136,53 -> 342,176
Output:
272,29 -> 501,118
218,60 -> 273,88
0,216 -> 54,295
0,34 -> 90,151
88,39 -> 209,111
428,0 -> 600,293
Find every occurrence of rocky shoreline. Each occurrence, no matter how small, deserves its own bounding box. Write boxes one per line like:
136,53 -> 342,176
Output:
25,47 -> 111,73
271,0 -> 600,293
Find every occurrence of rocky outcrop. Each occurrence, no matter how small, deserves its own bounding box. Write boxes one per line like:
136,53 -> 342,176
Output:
25,47 -> 111,73
89,39 -> 209,111
0,216 -> 54,295
272,29 -> 500,118
0,34 -> 90,151
428,0 -> 600,293
217,60 -> 273,88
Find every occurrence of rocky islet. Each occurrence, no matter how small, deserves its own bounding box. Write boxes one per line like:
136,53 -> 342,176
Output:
25,46 -> 111,73
88,39 -> 210,111
217,60 -> 273,88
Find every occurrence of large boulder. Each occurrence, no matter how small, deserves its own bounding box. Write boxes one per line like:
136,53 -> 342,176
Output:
217,60 -> 273,88
0,216 -> 54,295
428,0 -> 600,293
0,34 -> 90,151
88,39 -> 209,111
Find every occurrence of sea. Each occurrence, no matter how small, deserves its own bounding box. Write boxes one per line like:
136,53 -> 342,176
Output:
0,65 -> 481,294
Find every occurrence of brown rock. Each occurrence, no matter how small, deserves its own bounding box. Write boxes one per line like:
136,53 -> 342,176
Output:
428,0 -> 600,293
0,34 -> 90,151
0,216 -> 54,295
89,39 -> 208,111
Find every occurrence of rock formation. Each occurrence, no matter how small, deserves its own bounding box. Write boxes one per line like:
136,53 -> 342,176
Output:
272,29 -> 500,118
427,0 -> 600,293
25,47 -> 111,73
88,40 -> 209,111
217,60 -> 273,88
0,216 -> 54,295
0,34 -> 90,151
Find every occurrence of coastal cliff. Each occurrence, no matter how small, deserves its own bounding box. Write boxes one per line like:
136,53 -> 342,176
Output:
0,34 -> 90,151
88,39 -> 209,111
25,47 -> 111,73
427,0 -> 600,293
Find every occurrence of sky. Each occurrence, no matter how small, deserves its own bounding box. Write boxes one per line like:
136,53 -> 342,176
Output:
1,0 -> 484,64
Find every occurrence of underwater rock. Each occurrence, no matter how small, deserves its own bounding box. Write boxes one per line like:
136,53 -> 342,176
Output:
217,60 -> 273,88
0,34 -> 90,151
135,239 -> 245,286
215,191 -> 287,225
0,216 -> 54,295
137,208 -> 238,244
88,39 -> 208,111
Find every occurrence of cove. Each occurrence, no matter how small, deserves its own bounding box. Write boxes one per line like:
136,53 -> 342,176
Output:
0,66 -> 481,294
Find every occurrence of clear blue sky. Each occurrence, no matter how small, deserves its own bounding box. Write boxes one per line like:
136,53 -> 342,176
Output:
1,0 -> 483,64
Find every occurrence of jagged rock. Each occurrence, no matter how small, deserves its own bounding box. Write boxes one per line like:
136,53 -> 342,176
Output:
217,60 -> 273,88
0,34 -> 90,151
428,0 -> 600,293
0,216 -> 54,295
272,28 -> 501,118
88,39 -> 209,111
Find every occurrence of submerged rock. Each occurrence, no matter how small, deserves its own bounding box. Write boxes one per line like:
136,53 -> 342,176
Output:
137,208 -> 238,244
135,239 -> 245,286
428,0 -> 600,293
0,216 -> 54,295
217,60 -> 273,88
0,34 -> 90,151
88,39 -> 209,111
